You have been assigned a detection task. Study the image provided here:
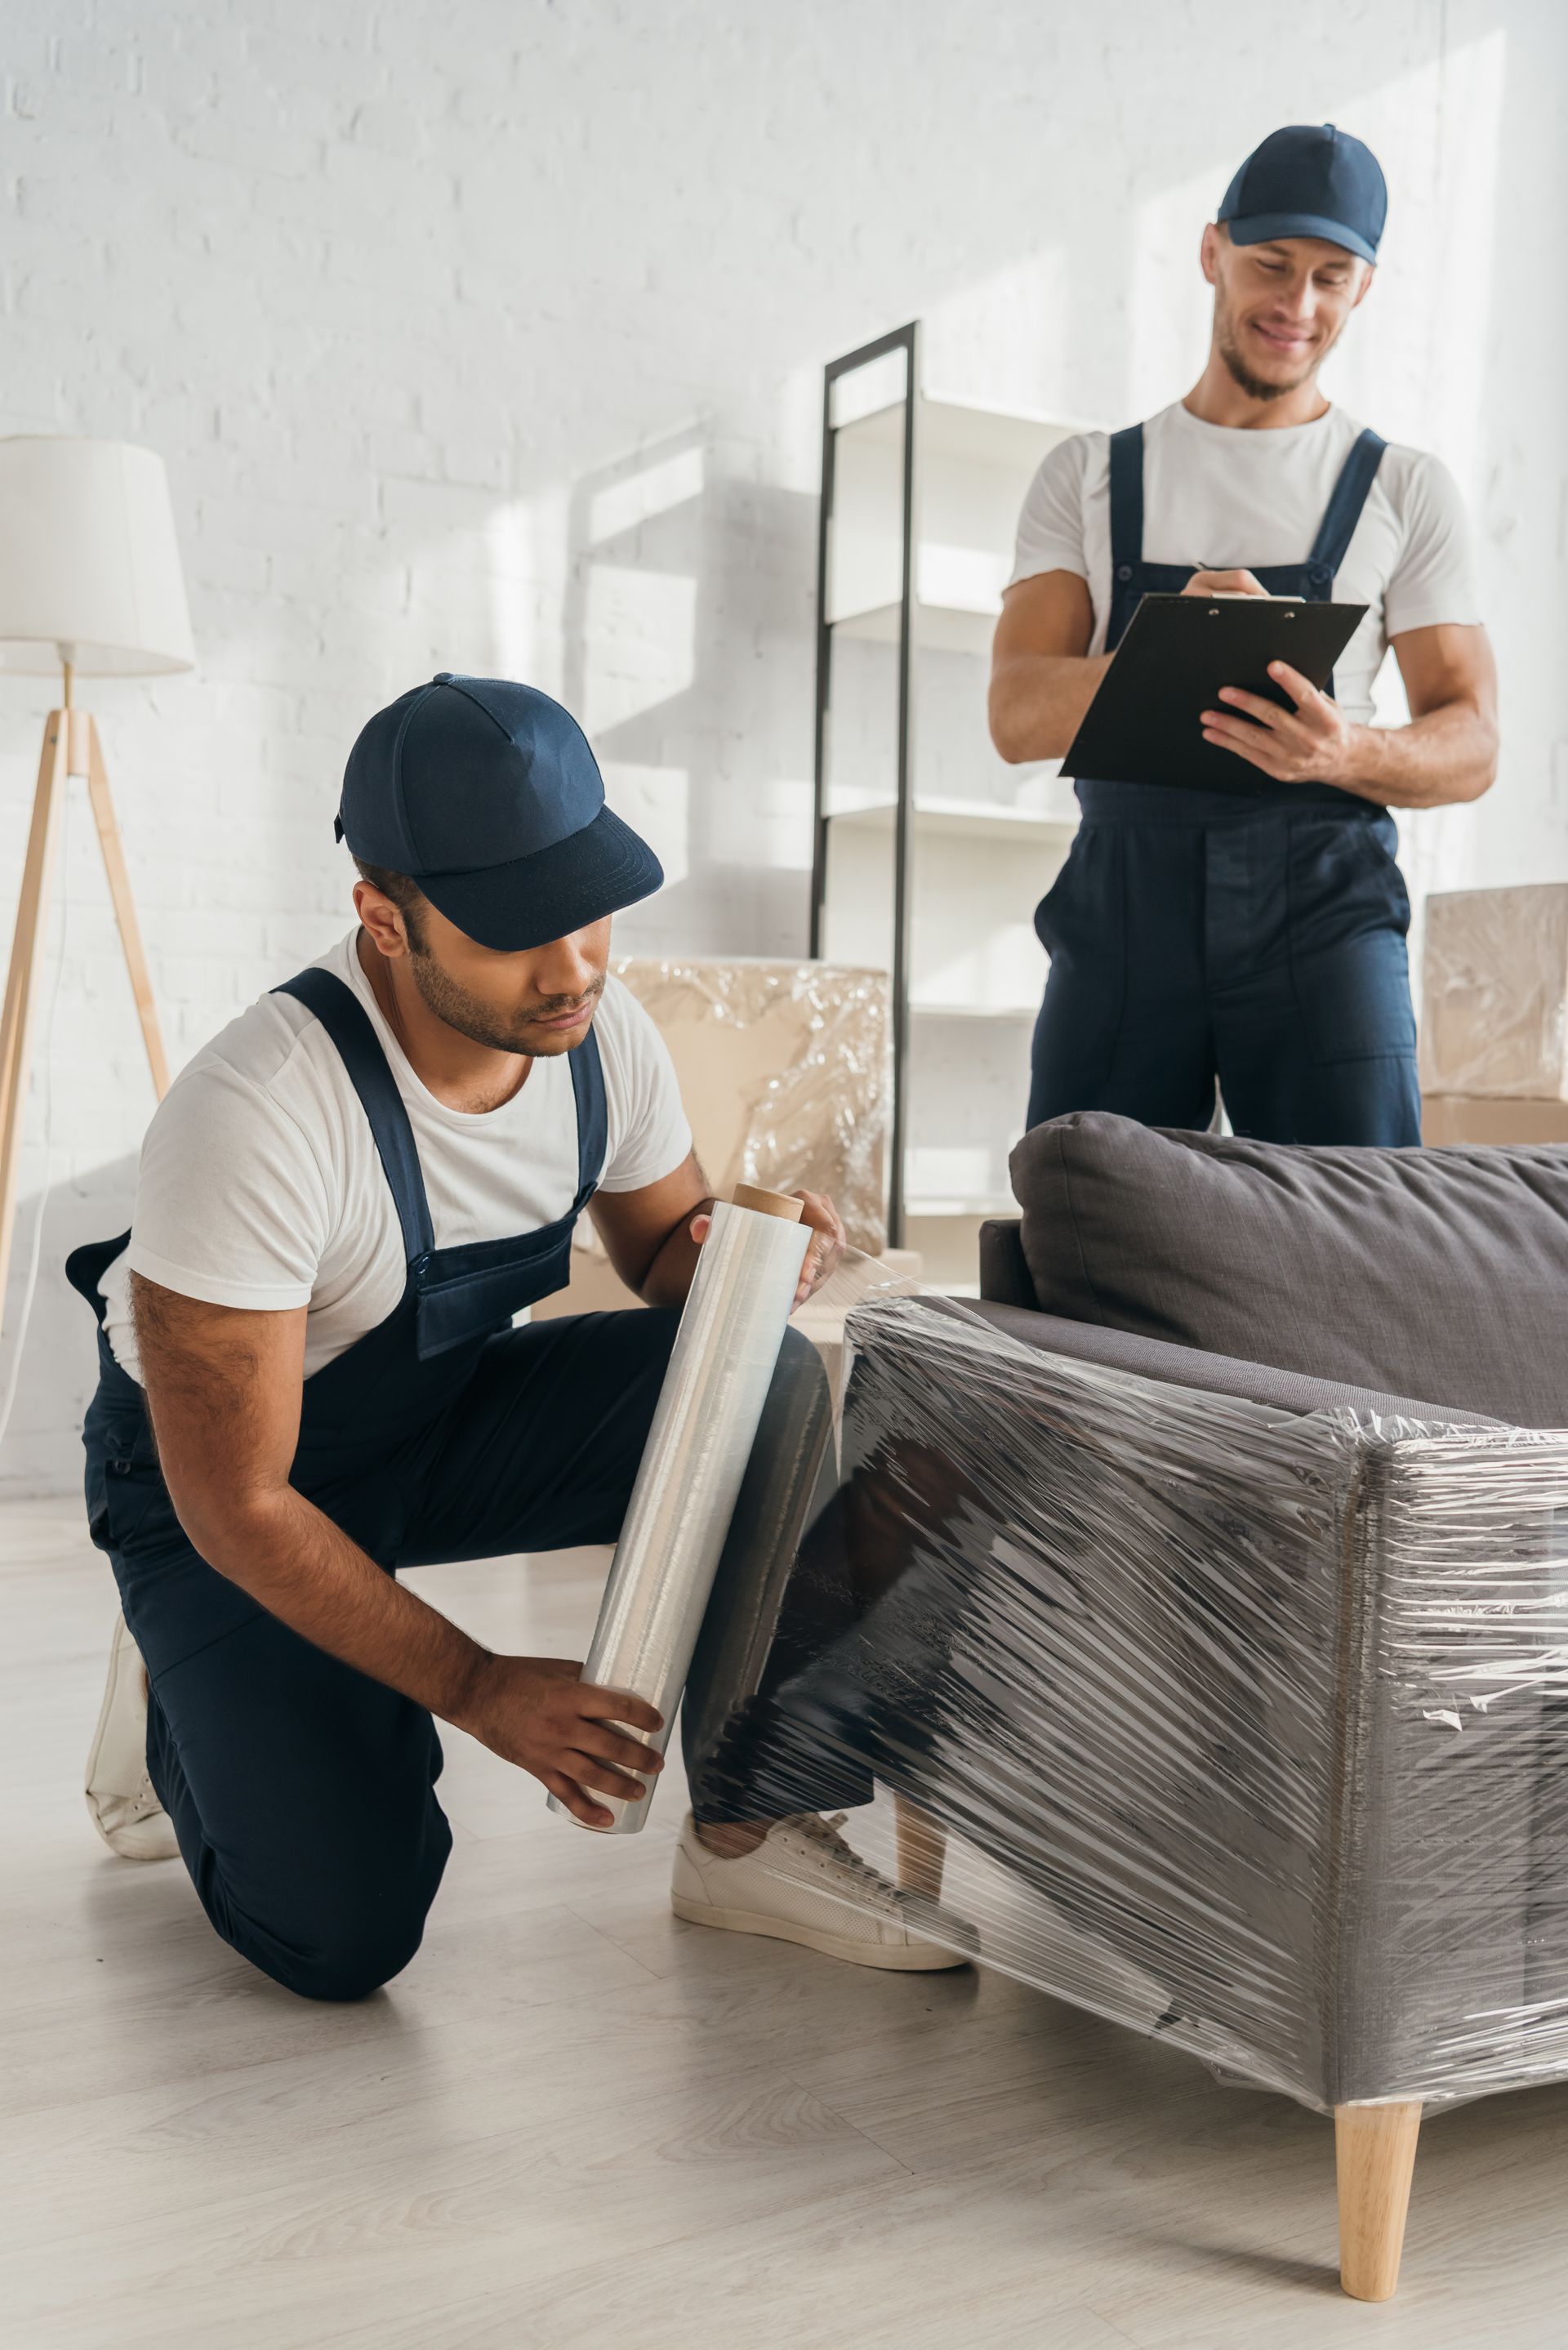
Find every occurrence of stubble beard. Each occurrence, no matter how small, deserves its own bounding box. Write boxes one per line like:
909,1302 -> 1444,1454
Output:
407,948 -> 604,1055
1215,286 -> 1341,404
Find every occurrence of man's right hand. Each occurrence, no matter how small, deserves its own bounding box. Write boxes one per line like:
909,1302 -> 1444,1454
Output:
1182,568 -> 1271,598
128,1275 -> 668,1830
454,1653 -> 666,1826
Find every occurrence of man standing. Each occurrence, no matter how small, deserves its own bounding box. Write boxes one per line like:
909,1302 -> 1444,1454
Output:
74,673 -> 958,1996
991,123 -> 1498,1144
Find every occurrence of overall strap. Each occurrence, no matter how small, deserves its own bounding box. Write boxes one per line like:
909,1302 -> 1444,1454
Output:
1107,423 -> 1146,578
568,1025 -> 608,1206
273,969 -> 435,1265
1308,427 -> 1387,577
65,1231 -> 133,1325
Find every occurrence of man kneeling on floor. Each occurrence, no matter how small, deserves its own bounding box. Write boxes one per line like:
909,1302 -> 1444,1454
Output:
73,673 -> 961,1999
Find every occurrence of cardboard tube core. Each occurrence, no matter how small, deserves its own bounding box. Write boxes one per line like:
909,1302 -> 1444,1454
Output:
730,1181 -> 804,1223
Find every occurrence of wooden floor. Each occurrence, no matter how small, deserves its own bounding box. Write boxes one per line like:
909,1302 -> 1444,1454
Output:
7,1496 -> 1568,2349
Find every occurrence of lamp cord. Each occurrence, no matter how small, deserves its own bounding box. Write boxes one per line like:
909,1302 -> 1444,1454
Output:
0,787 -> 72,1456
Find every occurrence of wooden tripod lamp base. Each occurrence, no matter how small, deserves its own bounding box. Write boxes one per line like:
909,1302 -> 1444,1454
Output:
0,688 -> 171,1327
0,435 -> 193,1340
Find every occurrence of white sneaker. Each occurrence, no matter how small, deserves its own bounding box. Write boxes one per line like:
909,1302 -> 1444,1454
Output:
671,1810 -> 969,1971
84,1611 -> 179,1862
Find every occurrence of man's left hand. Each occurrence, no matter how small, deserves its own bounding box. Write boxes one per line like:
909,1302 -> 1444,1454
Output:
788,1189 -> 846,1308
1200,661 -> 1363,789
690,1188 -> 846,1309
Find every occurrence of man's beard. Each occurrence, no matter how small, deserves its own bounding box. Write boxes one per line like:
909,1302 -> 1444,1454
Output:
407,948 -> 604,1053
1215,291 -> 1339,402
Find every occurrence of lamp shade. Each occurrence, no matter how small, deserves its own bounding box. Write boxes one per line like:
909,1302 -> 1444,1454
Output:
0,436 -> 194,677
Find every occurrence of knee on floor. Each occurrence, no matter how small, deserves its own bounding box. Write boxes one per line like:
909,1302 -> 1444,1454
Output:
265,1910 -> 430,2004
209,1808 -> 452,2004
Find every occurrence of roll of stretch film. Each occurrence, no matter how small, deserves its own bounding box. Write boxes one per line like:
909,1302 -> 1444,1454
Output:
548,1183 -> 811,1834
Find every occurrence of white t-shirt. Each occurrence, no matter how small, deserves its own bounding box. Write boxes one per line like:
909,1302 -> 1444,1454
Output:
1009,401 -> 1481,724
100,933 -> 693,1382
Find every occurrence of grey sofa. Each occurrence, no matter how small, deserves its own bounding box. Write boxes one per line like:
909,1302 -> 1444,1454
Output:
692,1113 -> 1568,2302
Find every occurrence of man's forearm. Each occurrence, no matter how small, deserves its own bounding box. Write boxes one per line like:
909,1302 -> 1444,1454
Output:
185,1483 -> 490,1724
989,653 -> 1112,765
1331,698 -> 1499,809
636,1193 -> 715,1306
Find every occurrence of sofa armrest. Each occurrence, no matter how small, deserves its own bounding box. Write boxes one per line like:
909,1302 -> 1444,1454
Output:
960,1297 -> 1503,1430
978,1217 -> 1034,1309
973,1224 -> 1500,1426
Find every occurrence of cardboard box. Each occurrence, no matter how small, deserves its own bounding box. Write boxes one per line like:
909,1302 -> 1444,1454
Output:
617,955 -> 890,1251
534,955 -> 908,1319
1421,885 -> 1568,1100
1422,1096 -> 1568,1146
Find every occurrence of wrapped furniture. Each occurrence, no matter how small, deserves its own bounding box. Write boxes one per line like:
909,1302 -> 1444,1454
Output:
688,1113 -> 1568,2302
1422,884 -> 1568,1143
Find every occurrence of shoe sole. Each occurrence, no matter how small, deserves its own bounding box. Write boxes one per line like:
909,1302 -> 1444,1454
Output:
671,1892 -> 969,1971
84,1615 -> 178,1863
95,1810 -> 181,1863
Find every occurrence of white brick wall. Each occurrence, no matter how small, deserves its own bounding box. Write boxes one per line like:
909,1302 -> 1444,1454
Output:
3,0 -> 1564,1490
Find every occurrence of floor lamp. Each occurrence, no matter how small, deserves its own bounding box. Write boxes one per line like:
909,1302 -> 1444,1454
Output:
0,437 -> 194,1333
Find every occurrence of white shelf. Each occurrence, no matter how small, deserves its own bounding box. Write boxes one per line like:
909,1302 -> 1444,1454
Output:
825,395 -> 1082,645
826,797 -> 1075,845
831,597 -> 999,655
904,1194 -> 1016,1219
911,999 -> 1037,1020
835,396 -> 1087,472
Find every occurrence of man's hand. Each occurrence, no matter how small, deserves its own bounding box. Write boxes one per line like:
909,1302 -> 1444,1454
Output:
785,1188 -> 846,1307
130,1277 -> 666,1823
690,1188 -> 847,1309
1200,658 -> 1358,786
1181,568 -> 1270,599
454,1654 -> 666,1828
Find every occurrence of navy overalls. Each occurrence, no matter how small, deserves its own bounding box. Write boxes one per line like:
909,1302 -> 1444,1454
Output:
1026,420 -> 1422,1145
67,966 -> 694,2002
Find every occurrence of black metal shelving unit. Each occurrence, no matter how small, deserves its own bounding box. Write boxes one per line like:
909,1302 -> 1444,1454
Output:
812,330 -> 1084,1268
811,321 -> 920,1247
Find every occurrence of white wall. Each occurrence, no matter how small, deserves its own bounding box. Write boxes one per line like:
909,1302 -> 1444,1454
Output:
3,0 -> 1563,1490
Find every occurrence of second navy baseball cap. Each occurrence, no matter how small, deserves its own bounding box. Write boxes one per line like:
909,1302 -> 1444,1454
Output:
1218,124 -> 1387,265
337,673 -> 664,952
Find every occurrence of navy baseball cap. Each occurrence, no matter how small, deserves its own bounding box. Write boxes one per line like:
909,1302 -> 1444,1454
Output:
336,673 -> 664,952
1218,124 -> 1387,265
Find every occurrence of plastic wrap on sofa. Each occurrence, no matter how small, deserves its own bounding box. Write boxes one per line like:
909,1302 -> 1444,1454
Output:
688,1291 -> 1568,2112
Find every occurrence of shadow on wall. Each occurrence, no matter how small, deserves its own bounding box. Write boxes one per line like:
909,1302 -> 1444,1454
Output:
559,425 -> 819,961
0,427 -> 822,1500
0,1155 -> 136,1502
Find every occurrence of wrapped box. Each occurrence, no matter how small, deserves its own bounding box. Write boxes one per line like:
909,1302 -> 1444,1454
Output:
615,956 -> 890,1251
536,956 -> 899,1319
1421,885 -> 1568,1101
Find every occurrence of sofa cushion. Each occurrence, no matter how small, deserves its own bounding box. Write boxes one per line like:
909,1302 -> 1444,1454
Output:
1009,1113 -> 1568,1428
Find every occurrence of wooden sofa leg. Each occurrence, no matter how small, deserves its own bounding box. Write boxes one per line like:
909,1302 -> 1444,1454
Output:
893,1796 -> 946,1899
1335,2101 -> 1422,2302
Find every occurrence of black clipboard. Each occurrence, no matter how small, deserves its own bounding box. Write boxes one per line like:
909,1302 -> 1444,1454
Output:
1062,592 -> 1367,795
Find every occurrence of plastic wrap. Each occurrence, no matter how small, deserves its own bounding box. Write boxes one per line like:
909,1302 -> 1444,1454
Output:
550,1188 -> 808,1835
688,1292 -> 1568,2114
1420,885 -> 1568,1100
614,956 -> 891,1252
